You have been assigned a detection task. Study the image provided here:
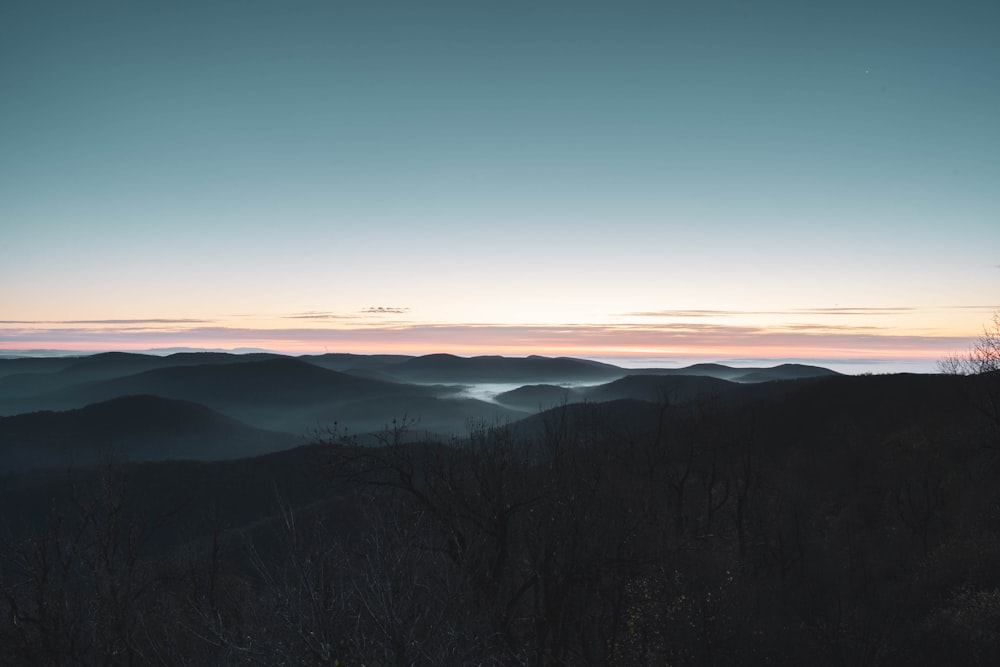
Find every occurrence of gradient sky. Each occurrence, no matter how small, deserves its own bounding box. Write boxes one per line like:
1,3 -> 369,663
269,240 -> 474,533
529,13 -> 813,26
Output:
3,1 -> 998,370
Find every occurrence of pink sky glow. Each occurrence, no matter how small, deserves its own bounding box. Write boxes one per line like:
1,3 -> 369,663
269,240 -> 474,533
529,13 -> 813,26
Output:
0,319 -> 975,370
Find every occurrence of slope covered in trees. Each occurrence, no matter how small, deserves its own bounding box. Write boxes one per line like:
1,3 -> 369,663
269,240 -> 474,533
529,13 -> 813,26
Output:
1,366 -> 998,665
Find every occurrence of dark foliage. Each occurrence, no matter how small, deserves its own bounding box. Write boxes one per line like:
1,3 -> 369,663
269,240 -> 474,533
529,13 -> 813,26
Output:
2,370 -> 1000,664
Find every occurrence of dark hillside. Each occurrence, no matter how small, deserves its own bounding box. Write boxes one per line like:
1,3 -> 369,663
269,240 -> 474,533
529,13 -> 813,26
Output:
1,358 -> 439,429
51,351 -> 167,382
317,371 -> 1000,665
0,356 -> 83,379
509,398 -> 666,444
300,353 -> 414,373
626,361 -> 839,382
310,394 -> 527,439
163,351 -> 284,365
99,358 -> 423,406
0,351 -> 284,399
733,363 -> 842,382
744,372 -> 975,441
0,395 -> 299,471
494,384 -> 580,410
2,371 -> 999,665
0,441 -> 349,549
583,373 -> 737,404
384,353 -> 625,383
0,352 -> 166,398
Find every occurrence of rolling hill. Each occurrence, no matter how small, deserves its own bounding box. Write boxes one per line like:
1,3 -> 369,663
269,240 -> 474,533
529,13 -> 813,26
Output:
375,353 -> 626,383
0,352 -> 847,459
624,362 -> 840,382
0,358 -> 440,430
0,395 -> 299,472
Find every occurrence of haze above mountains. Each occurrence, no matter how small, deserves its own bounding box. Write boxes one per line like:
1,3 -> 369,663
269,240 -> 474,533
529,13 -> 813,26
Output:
0,351 -> 839,472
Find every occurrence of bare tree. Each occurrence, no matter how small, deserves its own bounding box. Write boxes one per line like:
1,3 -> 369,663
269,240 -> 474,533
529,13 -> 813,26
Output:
939,311 -> 1000,448
939,311 -> 1000,376
0,465 -> 165,665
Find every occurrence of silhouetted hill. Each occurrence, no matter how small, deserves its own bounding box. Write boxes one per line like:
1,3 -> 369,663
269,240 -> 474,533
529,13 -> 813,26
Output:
0,355 -> 83,379
300,353 -> 414,373
627,362 -> 839,382
300,354 -> 839,386
499,370 -> 961,455
732,363 -> 842,382
308,394 -> 528,439
0,358 -> 441,431
745,371 -> 976,444
164,351 -> 285,366
509,398 -> 667,446
0,352 -> 165,398
498,373 -> 838,424
0,351 -> 286,399
584,374 -> 738,404
0,352 -> 848,448
494,384 -> 580,410
3,368 -> 997,665
0,441 -> 349,548
26,352 -> 170,390
0,395 -> 299,472
383,354 -> 625,383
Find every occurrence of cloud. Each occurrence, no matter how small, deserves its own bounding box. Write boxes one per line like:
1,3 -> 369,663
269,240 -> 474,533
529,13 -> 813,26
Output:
0,322 -> 966,359
623,310 -> 734,318
0,317 -> 977,360
622,307 -> 918,318
283,312 -> 353,320
778,323 -> 885,332
792,307 -> 917,315
0,318 -> 208,325
361,307 -> 410,314
281,307 -> 410,320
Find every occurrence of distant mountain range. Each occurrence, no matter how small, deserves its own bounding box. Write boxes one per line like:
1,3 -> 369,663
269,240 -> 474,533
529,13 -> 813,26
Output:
2,354 -> 994,666
0,351 -> 843,472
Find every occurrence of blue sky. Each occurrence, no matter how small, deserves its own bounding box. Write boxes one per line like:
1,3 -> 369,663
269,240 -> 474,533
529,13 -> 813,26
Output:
2,1 -> 998,369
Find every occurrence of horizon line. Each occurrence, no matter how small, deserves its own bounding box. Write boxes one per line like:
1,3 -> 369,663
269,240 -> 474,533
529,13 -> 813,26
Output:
0,345 -> 948,374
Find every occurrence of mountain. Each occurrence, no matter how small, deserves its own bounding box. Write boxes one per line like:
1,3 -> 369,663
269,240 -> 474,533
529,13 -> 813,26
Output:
0,352 -> 847,444
28,358 -> 441,431
495,372 -> 837,413
0,351 -> 286,399
299,353 -> 415,374
494,384 -> 581,410
748,371 -> 976,441
0,395 -> 299,472
2,368 -> 994,666
0,355 -> 85,379
378,354 -> 626,383
731,363 -> 842,382
624,362 -> 839,382
0,352 -> 165,398
0,439 -> 350,549
583,374 -> 738,404
309,394 -> 528,439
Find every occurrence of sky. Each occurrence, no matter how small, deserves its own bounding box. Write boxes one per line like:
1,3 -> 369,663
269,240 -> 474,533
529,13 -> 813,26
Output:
2,0 -> 998,372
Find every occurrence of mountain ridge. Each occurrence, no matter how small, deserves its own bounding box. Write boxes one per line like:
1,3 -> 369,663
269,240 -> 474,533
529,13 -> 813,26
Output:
0,394 -> 299,472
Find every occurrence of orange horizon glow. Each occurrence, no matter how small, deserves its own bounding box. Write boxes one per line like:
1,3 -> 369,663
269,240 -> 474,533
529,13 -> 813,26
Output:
1,308 -> 988,369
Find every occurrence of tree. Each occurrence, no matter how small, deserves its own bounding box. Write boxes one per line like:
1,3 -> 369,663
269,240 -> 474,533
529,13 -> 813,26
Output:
940,311 -> 1000,444
939,311 -> 1000,376
0,465 -> 165,665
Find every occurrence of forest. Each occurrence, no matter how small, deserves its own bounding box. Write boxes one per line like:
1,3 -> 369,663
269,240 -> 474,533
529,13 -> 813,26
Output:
1,347 -> 999,665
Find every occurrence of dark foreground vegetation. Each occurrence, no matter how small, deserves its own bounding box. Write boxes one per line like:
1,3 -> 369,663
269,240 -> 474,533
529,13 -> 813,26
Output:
0,375 -> 1000,665
2,364 -> 1000,666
